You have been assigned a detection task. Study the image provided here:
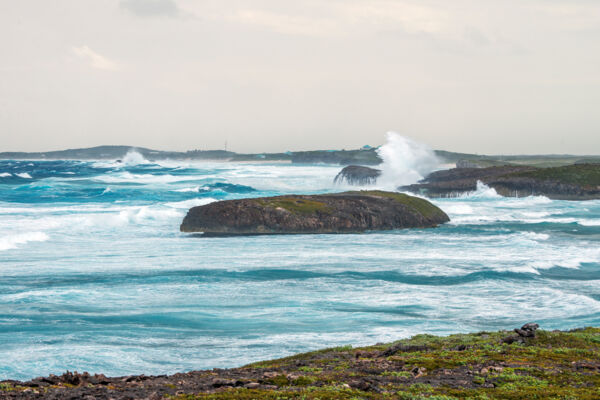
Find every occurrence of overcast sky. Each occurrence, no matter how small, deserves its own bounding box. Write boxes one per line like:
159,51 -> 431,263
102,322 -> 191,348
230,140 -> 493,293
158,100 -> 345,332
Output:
1,0 -> 599,154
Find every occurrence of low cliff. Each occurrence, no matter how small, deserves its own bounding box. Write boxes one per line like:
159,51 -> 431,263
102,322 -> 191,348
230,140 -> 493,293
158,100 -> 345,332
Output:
402,164 -> 600,200
180,191 -> 449,235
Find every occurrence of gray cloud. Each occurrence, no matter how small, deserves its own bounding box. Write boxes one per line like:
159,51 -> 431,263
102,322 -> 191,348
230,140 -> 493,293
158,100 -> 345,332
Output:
120,0 -> 179,17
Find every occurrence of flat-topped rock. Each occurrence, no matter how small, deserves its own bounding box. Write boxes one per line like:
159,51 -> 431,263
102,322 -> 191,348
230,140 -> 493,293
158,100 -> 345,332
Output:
401,164 -> 600,200
180,191 -> 449,235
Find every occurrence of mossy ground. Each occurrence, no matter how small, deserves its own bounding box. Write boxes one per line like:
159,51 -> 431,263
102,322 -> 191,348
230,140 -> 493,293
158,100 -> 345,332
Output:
255,198 -> 332,215
2,328 -> 600,399
253,191 -> 447,221
347,190 -> 448,220
163,328 -> 600,400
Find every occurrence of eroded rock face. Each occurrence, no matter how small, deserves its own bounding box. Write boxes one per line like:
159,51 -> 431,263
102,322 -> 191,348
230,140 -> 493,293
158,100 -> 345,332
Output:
180,191 -> 449,235
334,165 -> 381,186
401,164 -> 600,200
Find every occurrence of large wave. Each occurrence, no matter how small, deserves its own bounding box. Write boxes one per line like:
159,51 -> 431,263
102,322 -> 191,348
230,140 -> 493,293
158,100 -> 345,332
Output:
122,150 -> 149,166
376,132 -> 439,189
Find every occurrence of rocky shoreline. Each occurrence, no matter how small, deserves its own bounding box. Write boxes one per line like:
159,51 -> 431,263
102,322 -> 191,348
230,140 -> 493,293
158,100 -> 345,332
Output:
180,191 -> 449,235
2,324 -> 599,399
401,164 -> 600,200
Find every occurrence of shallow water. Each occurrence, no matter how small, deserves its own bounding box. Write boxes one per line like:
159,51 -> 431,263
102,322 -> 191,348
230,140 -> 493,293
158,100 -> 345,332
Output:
1,159 -> 599,380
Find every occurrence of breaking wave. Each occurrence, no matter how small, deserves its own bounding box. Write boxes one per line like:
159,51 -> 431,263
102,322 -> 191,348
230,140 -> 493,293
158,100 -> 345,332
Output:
376,132 -> 439,189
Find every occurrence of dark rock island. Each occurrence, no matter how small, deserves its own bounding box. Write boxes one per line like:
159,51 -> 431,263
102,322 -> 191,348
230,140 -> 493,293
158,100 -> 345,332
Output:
333,165 -> 381,185
402,163 -> 600,200
180,191 -> 449,235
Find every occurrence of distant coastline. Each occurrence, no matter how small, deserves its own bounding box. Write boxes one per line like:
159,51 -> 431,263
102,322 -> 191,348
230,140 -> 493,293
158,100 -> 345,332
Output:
2,144 -> 600,167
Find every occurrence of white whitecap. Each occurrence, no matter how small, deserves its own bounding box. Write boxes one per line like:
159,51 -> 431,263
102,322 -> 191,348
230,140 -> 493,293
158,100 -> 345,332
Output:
0,231 -> 49,252
122,150 -> 149,166
16,172 -> 32,179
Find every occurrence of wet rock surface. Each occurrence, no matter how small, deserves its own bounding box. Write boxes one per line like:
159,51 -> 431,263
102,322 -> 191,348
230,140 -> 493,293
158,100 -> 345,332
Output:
180,191 -> 449,235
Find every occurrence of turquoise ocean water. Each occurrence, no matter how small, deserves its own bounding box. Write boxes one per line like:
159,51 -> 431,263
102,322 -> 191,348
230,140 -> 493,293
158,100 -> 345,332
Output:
1,157 -> 599,380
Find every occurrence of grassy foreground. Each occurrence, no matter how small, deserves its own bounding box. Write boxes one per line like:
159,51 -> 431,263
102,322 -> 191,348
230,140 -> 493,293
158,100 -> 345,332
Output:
1,326 -> 599,399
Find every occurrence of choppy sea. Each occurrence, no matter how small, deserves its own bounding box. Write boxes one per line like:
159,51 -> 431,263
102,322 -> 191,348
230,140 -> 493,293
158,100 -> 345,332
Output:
1,156 -> 599,380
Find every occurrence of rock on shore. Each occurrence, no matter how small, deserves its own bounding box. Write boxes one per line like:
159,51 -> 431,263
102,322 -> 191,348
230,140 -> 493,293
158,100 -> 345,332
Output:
333,165 -> 381,185
180,191 -> 449,235
401,164 -> 600,200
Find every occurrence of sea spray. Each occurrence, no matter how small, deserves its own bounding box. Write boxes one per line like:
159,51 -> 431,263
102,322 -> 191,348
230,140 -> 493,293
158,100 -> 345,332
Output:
122,150 -> 149,166
376,132 -> 439,189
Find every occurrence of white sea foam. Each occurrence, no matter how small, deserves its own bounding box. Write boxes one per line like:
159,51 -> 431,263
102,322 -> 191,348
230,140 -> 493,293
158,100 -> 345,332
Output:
519,231 -> 550,241
94,172 -> 198,184
164,198 -> 217,209
0,172 -> 11,177
122,150 -> 149,166
456,181 -> 502,199
579,219 -> 600,226
173,186 -> 210,193
0,231 -> 49,251
15,172 -> 32,179
376,132 -> 439,189
116,207 -> 182,224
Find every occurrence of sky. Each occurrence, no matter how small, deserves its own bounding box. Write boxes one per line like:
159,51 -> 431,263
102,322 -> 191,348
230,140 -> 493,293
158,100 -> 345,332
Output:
0,0 -> 599,154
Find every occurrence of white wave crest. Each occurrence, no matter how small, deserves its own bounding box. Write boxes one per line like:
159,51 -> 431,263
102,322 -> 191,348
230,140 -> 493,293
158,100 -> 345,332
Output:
0,231 -> 49,252
0,172 -> 11,177
173,186 -> 210,193
122,150 -> 149,166
519,231 -> 550,241
16,172 -> 32,179
579,219 -> 600,226
376,132 -> 439,189
458,181 -> 502,199
164,198 -> 217,209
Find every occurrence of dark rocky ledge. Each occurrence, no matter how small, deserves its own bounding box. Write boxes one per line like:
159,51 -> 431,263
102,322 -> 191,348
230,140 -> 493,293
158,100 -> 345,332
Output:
401,164 -> 600,200
180,191 -> 449,235
2,325 -> 600,399
334,165 -> 381,186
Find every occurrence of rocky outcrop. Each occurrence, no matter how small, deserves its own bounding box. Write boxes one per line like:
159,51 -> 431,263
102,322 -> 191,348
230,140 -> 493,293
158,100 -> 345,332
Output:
455,159 -> 482,169
333,165 -> 381,185
401,164 -> 600,200
180,191 -> 449,235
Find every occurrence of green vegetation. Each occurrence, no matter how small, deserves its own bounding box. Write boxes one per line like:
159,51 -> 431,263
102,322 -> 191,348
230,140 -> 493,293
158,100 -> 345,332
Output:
348,191 -> 448,219
507,164 -> 600,187
256,198 -> 332,215
4,328 -> 600,399
172,327 -> 600,399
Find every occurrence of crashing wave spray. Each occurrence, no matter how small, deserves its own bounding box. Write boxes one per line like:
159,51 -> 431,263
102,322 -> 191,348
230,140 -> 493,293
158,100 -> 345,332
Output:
376,132 -> 439,189
122,150 -> 148,166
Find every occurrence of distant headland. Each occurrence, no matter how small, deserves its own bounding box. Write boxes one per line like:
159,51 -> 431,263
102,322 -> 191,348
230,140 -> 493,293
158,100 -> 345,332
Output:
1,145 -> 599,167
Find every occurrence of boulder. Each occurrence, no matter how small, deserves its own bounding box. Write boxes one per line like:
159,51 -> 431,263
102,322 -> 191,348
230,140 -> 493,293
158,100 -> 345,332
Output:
334,165 -> 381,185
180,191 -> 449,236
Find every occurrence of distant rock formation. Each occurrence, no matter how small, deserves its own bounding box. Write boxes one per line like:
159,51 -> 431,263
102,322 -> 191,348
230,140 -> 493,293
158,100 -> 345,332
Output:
333,165 -> 381,185
180,191 -> 449,235
401,164 -> 600,200
455,159 -> 482,169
